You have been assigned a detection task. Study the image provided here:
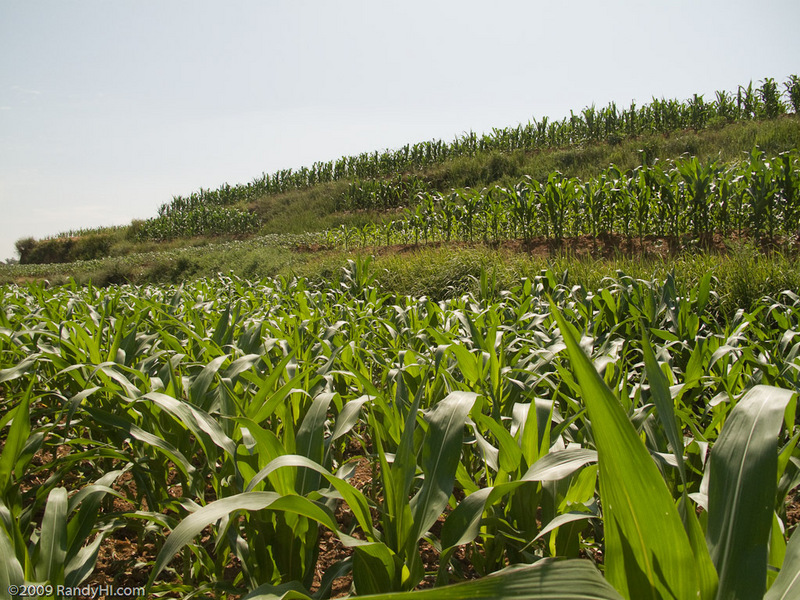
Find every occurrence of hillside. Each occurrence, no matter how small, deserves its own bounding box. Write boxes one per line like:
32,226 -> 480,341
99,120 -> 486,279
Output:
3,75 -> 800,297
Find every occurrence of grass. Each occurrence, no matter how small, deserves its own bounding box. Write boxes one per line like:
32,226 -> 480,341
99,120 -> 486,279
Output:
4,233 -> 798,320
364,242 -> 800,316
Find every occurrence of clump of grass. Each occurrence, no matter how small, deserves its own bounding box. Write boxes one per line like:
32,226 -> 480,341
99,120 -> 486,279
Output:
373,247 -> 491,298
714,242 -> 800,314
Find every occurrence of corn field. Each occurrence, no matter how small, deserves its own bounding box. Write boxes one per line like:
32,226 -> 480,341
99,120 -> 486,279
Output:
133,144 -> 799,248
334,175 -> 429,212
134,206 -> 261,243
154,76 -> 799,218
326,147 -> 800,249
1,265 -> 799,599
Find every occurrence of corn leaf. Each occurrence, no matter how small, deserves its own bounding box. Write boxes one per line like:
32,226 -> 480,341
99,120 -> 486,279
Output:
295,392 -> 334,494
34,487 -> 68,584
641,333 -> 686,484
534,512 -> 595,542
677,495 -> 718,600
0,386 -> 32,494
149,491 -> 359,587
410,391 -> 477,543
765,524 -> 800,600
0,526 -> 24,593
707,384 -> 795,600
242,559 -> 624,600
522,448 -> 598,481
245,454 -> 376,540
353,543 -> 399,595
551,301 -> 699,600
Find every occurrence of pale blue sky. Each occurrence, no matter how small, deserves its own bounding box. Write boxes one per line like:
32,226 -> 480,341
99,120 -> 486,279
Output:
1,0 -> 798,260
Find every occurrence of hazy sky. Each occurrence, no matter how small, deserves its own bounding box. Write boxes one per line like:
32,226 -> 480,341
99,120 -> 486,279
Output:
1,0 -> 798,260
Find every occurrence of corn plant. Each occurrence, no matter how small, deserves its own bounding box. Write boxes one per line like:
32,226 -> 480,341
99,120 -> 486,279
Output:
329,147 -> 799,250
2,269 -> 799,599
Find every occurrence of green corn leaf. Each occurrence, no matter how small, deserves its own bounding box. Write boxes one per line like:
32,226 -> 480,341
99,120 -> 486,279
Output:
765,524 -> 800,600
410,391 -> 477,543
386,375 -> 423,558
409,559 -> 625,600
239,351 -> 294,397
189,354 -> 228,405
211,304 -> 231,347
560,464 -> 598,508
314,556 -> 353,600
0,525 -> 24,594
522,448 -> 598,481
768,513 -> 787,590
295,392 -> 334,494
0,383 -> 33,494
0,497 -> 29,575
677,495 -> 718,600
141,391 -> 237,459
247,370 -> 310,424
778,432 -> 800,485
514,399 -> 554,467
65,481 -> 125,561
224,353 -> 263,380
449,344 -> 480,384
245,454 -> 376,541
92,364 -> 140,399
241,582 -> 313,600
234,418 -> 293,494
476,413 -> 522,474
243,558 -> 623,600
707,384 -> 795,600
0,355 -> 39,383
34,487 -> 68,584
330,395 -> 370,441
641,333 -> 686,485
534,512 -> 595,543
84,406 -> 196,482
440,487 -> 494,550
149,491 -> 358,587
696,272 -> 712,313
439,448 -> 599,553
64,532 -> 106,588
353,543 -> 399,595
551,300 -> 699,600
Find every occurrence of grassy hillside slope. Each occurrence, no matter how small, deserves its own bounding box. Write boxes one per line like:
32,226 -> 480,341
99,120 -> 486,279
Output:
3,76 -> 799,307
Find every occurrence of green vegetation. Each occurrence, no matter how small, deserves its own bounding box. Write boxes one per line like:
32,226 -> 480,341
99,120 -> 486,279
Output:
323,148 -> 800,248
14,233 -> 117,264
3,241 -> 800,322
1,75 -> 799,599
131,206 -> 261,242
1,268 -> 798,598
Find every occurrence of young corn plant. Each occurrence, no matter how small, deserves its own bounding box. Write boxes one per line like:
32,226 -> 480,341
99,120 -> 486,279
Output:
3,271 -> 800,600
